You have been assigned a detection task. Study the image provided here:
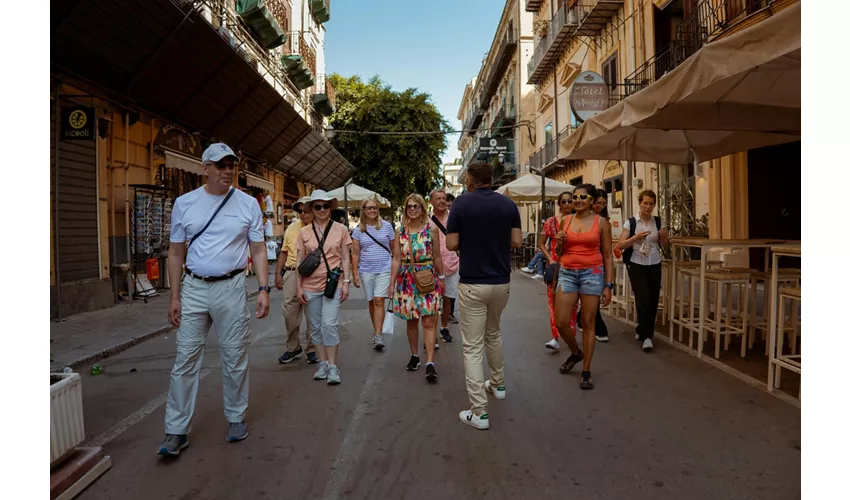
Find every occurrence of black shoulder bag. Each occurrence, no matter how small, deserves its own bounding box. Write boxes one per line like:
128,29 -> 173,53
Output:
186,188 -> 235,251
314,223 -> 342,298
297,221 -> 333,277
622,216 -> 661,265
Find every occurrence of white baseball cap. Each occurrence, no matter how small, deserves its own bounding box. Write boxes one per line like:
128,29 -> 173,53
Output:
202,143 -> 238,164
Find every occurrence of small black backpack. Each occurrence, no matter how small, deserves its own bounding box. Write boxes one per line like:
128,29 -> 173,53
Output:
622,216 -> 661,265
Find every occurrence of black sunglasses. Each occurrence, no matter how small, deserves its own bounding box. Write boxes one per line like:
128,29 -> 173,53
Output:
313,203 -> 331,211
295,208 -> 304,214
559,199 -> 570,205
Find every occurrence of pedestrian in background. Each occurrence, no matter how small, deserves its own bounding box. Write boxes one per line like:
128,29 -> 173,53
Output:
296,191 -> 352,385
538,191 -> 576,351
159,143 -> 270,456
445,192 -> 459,324
446,160 -> 522,430
553,184 -> 614,390
617,189 -> 668,352
576,189 -> 612,343
275,196 -> 318,365
351,198 -> 395,351
430,188 -> 458,344
389,193 -> 444,382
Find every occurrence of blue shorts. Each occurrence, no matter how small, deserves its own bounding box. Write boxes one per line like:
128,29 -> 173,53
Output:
557,266 -> 605,296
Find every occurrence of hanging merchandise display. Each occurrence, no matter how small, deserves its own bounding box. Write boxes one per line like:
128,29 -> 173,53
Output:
131,185 -> 174,301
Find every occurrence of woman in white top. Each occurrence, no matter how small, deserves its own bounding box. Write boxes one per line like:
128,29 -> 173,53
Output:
617,190 -> 669,352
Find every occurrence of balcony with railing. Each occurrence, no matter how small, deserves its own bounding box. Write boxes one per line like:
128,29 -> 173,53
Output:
529,127 -> 574,172
465,104 -> 484,136
527,1 -> 624,85
526,0 -> 544,12
235,0 -> 288,50
282,31 -> 316,90
310,0 -> 330,25
312,74 -> 336,116
624,0 -> 770,96
480,30 -> 518,105
490,103 -> 516,137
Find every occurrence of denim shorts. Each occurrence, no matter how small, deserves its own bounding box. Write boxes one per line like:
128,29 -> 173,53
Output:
557,266 -> 605,296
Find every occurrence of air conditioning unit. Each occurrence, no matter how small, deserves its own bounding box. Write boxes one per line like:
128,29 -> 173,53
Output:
50,372 -> 85,467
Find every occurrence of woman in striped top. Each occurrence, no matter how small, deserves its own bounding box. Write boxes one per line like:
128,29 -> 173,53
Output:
351,199 -> 395,351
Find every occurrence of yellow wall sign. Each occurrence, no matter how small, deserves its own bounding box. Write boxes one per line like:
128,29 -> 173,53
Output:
60,106 -> 95,141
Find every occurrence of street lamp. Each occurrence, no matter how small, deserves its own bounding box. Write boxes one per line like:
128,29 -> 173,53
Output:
498,152 -> 505,164
325,125 -> 335,140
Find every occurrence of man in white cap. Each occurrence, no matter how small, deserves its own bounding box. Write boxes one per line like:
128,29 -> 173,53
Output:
158,142 -> 270,456
275,196 -> 318,364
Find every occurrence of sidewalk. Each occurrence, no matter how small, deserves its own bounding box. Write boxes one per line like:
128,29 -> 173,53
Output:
49,275 -> 266,372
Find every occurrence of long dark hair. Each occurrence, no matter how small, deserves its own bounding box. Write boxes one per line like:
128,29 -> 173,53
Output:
595,189 -> 610,218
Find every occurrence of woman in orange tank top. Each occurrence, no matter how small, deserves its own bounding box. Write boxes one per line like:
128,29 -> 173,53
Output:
552,184 -> 614,390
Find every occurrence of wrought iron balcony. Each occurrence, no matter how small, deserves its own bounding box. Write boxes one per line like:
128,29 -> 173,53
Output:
572,0 -> 623,37
490,104 -> 516,137
310,0 -> 330,25
529,127 -> 574,172
465,105 -> 484,136
312,74 -> 336,117
235,0 -> 288,49
480,30 -> 518,105
624,0 -> 769,96
282,31 -> 316,90
526,0 -> 543,12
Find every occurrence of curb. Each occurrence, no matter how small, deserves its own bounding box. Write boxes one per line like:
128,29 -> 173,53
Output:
53,291 -> 262,372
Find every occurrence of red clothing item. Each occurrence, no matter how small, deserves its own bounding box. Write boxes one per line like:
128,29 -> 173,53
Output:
559,215 -> 603,269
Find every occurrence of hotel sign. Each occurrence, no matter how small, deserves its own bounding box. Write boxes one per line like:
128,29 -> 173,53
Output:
569,71 -> 609,123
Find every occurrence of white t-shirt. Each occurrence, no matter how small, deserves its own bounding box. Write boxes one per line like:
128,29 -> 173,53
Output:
170,186 -> 264,276
264,219 -> 274,238
265,240 -> 278,261
624,217 -> 664,266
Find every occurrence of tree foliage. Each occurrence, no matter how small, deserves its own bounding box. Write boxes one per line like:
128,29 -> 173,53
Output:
328,74 -> 449,209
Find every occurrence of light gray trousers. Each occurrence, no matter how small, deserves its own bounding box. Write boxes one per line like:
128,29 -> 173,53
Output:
164,273 -> 251,435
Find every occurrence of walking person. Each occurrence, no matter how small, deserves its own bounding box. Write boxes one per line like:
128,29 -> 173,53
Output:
159,143 -> 270,456
445,193 -> 459,324
275,197 -> 318,364
553,184 -> 614,390
295,191 -> 352,384
617,190 -> 668,352
446,160 -> 522,430
576,190 -> 613,342
520,250 -> 546,279
538,191 -> 577,351
430,188 -> 458,344
389,194 -> 444,382
351,198 -> 395,351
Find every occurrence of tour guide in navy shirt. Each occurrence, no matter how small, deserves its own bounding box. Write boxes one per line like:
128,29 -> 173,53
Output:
446,160 -> 522,430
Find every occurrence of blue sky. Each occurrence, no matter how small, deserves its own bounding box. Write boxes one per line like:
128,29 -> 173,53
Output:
325,0 -> 505,164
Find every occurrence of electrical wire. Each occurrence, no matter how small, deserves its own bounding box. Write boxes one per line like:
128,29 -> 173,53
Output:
329,121 -> 534,137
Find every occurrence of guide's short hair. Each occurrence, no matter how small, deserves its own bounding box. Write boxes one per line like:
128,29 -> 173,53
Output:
467,160 -> 493,186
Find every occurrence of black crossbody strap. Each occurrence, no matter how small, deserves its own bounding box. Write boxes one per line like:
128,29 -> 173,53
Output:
363,226 -> 391,255
430,214 -> 448,235
187,188 -> 235,250
312,222 -> 334,274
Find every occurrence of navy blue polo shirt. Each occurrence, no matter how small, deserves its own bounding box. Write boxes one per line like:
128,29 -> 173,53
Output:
446,188 -> 521,285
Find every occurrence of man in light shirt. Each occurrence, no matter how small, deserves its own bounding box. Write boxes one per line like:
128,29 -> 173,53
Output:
430,188 -> 458,343
158,143 -> 270,456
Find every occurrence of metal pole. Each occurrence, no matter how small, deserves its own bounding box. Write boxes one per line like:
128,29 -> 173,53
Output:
53,85 -> 62,318
343,182 -> 349,227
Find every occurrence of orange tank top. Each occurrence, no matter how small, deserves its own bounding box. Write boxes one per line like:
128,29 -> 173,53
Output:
559,215 -> 604,269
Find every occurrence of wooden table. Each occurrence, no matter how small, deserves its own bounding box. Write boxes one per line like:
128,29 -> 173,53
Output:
766,244 -> 802,392
669,238 -> 795,358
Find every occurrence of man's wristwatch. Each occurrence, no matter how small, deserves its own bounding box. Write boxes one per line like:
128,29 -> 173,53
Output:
603,282 -> 614,290
258,286 -> 270,293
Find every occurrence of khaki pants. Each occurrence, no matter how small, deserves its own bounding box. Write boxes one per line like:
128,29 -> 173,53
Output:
282,271 -> 314,353
458,283 -> 510,416
165,273 -> 251,434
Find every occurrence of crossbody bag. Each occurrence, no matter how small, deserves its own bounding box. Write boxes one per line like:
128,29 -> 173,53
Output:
401,225 -> 436,294
313,223 -> 342,299
297,221 -> 333,277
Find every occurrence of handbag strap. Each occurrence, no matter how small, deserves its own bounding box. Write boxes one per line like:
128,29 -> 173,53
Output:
312,221 -> 335,274
187,187 -> 235,251
554,215 -> 573,258
430,214 -> 448,235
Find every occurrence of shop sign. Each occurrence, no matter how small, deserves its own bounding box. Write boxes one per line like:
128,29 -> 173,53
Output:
603,160 -> 623,178
569,71 -> 609,123
60,106 -> 95,141
478,137 -> 508,153
154,124 -> 201,158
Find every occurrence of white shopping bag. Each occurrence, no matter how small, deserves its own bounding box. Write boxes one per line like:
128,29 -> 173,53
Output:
382,301 -> 395,335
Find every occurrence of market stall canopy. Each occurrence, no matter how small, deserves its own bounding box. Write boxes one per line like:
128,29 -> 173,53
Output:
326,184 -> 391,208
50,0 -> 353,189
162,148 -> 204,176
496,174 -> 574,202
244,172 -> 274,192
561,2 -> 800,164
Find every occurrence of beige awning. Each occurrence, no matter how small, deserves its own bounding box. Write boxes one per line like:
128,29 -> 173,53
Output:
244,172 -> 274,192
496,173 -> 574,202
164,148 -> 204,176
561,2 -> 800,164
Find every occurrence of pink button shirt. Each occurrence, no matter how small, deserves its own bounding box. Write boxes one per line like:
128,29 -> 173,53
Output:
432,211 -> 459,275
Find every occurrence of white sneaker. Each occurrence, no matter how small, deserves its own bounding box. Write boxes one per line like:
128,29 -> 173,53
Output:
595,335 -> 609,342
545,339 -> 560,350
643,338 -> 654,351
531,274 -> 544,281
459,410 -> 490,430
484,380 -> 506,400
635,333 -> 640,341
520,267 -> 534,274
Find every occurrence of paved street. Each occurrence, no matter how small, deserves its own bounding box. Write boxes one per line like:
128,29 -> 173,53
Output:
76,274 -> 800,500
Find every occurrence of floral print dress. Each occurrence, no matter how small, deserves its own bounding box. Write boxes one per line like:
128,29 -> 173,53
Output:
393,223 -> 443,320
543,216 -> 577,337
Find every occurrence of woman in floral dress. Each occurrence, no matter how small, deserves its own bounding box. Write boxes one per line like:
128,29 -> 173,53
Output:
538,191 -> 578,351
389,193 -> 444,383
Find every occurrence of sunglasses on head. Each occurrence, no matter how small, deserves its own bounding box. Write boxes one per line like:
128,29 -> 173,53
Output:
572,194 -> 592,201
406,204 -> 421,210
313,203 -> 331,211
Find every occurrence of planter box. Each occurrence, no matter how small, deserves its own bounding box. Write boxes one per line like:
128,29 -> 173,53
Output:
50,373 -> 85,467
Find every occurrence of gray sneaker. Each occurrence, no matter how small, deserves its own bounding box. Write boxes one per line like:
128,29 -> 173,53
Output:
327,365 -> 341,385
157,434 -> 188,456
313,361 -> 329,380
373,335 -> 386,351
226,421 -> 248,442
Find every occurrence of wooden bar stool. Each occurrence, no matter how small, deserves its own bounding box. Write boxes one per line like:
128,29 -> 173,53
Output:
701,270 -> 752,359
771,286 -> 802,396
609,260 -> 633,322
748,269 -> 801,354
671,265 -> 702,348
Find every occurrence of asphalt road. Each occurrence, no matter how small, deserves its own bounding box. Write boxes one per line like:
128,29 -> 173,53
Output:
75,274 -> 800,500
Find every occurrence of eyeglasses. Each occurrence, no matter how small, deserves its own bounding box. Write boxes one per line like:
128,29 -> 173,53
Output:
572,194 -> 592,201
213,160 -> 236,170
313,203 -> 331,211
295,209 -> 304,215
364,206 -> 378,211
559,199 -> 570,205
406,204 -> 421,210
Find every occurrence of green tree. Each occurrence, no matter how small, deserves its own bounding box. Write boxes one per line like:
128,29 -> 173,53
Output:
328,74 -> 449,209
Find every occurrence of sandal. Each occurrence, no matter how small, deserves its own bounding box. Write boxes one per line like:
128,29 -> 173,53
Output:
580,371 -> 594,390
559,350 -> 584,374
